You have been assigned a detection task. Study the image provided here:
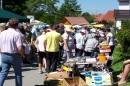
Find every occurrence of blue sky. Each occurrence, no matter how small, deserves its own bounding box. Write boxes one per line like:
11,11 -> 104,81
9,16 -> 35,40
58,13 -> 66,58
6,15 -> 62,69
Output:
56,0 -> 119,14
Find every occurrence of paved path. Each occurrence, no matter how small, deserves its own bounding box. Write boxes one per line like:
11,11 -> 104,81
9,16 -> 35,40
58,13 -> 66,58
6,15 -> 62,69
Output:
3,58 -> 46,86
3,50 -> 75,86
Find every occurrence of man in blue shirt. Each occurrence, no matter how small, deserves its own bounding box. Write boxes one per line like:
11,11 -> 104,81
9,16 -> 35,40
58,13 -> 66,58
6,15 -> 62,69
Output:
31,25 -> 39,40
30,25 -> 39,60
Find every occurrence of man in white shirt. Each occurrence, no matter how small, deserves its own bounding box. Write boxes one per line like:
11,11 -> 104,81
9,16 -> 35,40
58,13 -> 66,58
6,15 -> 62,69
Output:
75,29 -> 86,57
0,18 -> 24,86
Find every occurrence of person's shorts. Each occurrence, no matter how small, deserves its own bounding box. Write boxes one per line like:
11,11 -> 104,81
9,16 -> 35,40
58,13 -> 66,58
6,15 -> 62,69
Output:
38,52 -> 46,64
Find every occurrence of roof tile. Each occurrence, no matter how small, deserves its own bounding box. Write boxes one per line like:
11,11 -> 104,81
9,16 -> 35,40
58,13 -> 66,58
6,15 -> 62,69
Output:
65,17 -> 90,25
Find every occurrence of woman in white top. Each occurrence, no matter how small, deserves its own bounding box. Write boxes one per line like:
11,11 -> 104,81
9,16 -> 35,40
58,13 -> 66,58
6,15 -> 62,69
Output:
105,29 -> 115,55
34,30 -> 46,74
63,26 -> 74,63
105,29 -> 115,67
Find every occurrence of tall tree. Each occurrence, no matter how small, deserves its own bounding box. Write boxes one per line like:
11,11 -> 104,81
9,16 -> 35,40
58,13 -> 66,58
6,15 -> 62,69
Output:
3,0 -> 26,15
82,12 -> 95,23
24,0 -> 59,24
55,0 -> 82,23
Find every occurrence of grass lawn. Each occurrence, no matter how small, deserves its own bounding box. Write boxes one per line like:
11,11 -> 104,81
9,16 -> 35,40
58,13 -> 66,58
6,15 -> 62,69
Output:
112,46 -> 130,86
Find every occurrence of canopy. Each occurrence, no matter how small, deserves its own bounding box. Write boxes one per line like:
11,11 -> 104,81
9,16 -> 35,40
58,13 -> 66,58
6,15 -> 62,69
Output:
0,9 -> 30,23
93,24 -> 104,28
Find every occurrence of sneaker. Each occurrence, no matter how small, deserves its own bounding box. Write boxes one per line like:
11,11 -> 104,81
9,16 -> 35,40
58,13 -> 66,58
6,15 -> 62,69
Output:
39,70 -> 43,74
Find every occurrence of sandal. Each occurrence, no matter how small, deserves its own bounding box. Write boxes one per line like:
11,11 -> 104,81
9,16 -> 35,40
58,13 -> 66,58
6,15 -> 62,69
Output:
118,81 -> 126,85
117,75 -> 122,78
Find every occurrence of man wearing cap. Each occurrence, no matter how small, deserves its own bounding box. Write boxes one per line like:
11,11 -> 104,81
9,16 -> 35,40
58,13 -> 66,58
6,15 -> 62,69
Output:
0,18 -> 24,86
85,28 -> 97,41
75,29 -> 86,57
44,24 -> 63,73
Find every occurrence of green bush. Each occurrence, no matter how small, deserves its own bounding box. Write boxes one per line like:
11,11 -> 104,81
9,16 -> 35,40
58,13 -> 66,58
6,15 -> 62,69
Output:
115,20 -> 130,58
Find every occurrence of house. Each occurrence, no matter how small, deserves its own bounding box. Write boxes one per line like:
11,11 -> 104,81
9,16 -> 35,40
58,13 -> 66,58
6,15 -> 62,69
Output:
94,11 -> 115,24
114,0 -> 130,29
102,10 -> 115,21
60,17 -> 90,25
94,14 -> 105,22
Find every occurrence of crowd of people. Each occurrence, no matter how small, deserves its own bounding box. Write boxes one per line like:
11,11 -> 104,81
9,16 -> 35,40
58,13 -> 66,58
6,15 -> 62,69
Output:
0,18 -> 128,86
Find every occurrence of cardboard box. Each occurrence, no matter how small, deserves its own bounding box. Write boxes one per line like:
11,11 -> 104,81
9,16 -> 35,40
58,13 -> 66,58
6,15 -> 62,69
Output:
46,71 -> 69,78
44,72 -> 69,86
63,77 -> 87,86
44,80 -> 63,86
85,72 -> 113,86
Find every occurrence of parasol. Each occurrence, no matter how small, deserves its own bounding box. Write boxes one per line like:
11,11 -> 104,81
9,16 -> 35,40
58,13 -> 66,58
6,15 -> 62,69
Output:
93,24 -> 104,28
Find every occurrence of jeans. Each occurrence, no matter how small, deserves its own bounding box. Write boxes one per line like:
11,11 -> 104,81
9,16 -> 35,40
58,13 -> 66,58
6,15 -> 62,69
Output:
0,53 -> 22,86
75,48 -> 83,57
46,52 -> 59,73
63,45 -> 73,63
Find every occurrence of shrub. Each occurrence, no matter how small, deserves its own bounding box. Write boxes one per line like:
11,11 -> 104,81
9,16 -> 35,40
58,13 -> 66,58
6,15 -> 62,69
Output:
115,20 -> 130,58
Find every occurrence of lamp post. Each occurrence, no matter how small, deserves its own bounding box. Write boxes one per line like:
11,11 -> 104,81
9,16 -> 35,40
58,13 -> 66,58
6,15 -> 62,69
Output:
1,0 -> 2,9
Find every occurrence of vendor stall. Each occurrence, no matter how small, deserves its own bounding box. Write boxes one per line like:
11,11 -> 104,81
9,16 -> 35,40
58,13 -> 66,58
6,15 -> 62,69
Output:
43,41 -> 114,86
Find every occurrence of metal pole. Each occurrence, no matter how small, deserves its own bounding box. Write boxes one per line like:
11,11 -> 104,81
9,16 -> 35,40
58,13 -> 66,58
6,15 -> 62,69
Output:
1,0 -> 2,9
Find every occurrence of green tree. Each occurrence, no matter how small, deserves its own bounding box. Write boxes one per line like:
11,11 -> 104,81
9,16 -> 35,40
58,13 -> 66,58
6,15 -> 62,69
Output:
55,0 -> 82,23
82,12 -> 94,23
106,20 -> 115,28
115,20 -> 130,58
24,0 -> 59,24
3,0 -> 26,15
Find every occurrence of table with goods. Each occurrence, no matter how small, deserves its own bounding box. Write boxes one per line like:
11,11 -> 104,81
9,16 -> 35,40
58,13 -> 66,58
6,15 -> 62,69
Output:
43,41 -> 114,86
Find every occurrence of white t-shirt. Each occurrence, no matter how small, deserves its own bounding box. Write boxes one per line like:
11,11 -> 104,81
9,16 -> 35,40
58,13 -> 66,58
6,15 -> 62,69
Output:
37,35 -> 45,51
23,42 -> 30,54
75,33 -> 85,49
63,32 -> 74,47
107,32 -> 114,46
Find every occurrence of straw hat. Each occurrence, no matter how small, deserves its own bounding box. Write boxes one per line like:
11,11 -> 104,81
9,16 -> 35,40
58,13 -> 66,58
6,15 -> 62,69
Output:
65,25 -> 74,32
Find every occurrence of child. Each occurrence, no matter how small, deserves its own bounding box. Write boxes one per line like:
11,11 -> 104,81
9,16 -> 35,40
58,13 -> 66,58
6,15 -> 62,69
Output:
22,36 -> 30,64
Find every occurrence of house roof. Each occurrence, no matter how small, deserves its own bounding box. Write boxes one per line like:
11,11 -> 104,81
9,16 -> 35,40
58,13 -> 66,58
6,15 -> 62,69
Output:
94,14 -> 105,22
0,9 -> 30,22
65,17 -> 90,25
102,10 -> 115,21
